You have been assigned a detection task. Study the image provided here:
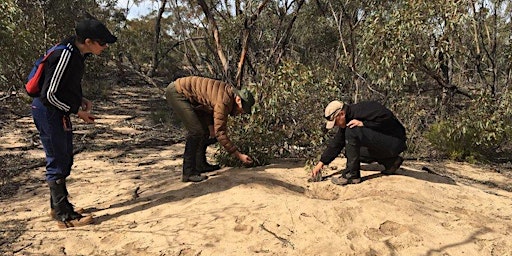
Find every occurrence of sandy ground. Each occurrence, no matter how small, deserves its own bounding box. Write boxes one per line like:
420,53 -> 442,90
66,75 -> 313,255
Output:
1,85 -> 511,256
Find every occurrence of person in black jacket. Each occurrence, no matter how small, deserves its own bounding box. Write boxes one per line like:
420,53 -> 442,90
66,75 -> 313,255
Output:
310,100 -> 407,186
31,15 -> 116,228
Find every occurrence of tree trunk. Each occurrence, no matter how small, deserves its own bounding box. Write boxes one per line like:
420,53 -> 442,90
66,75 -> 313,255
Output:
197,0 -> 229,79
235,0 -> 270,88
148,0 -> 167,77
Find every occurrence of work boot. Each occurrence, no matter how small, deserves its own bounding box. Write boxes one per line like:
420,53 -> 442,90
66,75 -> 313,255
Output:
57,215 -> 94,228
182,136 -> 208,182
331,172 -> 361,186
381,156 -> 404,175
48,179 -> 94,228
182,175 -> 208,182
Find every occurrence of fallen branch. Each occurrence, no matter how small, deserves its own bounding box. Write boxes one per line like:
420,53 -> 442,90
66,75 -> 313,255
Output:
119,62 -> 164,93
13,242 -> 32,254
259,222 -> 295,249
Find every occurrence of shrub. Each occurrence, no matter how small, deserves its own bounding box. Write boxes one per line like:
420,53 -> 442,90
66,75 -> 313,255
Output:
215,61 -> 338,166
425,93 -> 512,162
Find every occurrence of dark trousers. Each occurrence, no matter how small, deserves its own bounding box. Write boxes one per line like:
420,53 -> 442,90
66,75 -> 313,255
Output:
344,127 -> 406,178
31,98 -> 73,181
165,83 -> 210,176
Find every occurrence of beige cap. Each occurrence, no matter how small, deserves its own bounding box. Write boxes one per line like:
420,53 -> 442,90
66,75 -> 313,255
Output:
324,100 -> 344,129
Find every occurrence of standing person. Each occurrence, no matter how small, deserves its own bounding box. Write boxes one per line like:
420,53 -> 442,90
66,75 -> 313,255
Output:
310,100 -> 407,185
31,15 -> 117,228
165,76 -> 255,182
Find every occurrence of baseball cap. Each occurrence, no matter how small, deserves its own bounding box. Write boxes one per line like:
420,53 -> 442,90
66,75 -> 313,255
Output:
324,100 -> 344,129
75,18 -> 117,44
237,88 -> 255,114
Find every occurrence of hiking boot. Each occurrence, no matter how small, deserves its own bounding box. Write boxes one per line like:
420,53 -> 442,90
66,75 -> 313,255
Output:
182,174 -> 208,182
198,163 -> 221,173
57,214 -> 94,228
331,175 -> 361,186
381,156 -> 404,175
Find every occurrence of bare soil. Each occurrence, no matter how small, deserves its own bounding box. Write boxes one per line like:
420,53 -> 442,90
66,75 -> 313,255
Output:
1,84 -> 511,256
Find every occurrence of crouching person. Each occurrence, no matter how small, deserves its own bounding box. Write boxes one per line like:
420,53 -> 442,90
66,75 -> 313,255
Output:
165,76 -> 255,182
310,100 -> 407,185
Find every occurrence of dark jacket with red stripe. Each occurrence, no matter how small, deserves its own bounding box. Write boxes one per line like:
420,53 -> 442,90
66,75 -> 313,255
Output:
40,36 -> 87,114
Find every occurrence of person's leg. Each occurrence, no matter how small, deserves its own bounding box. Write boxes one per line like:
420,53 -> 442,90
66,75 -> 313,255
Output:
195,111 -> 220,173
31,99 -> 92,227
349,127 -> 406,175
332,127 -> 365,185
165,84 -> 207,182
359,147 -> 377,164
47,179 -> 93,228
332,127 -> 406,185
31,99 -> 73,182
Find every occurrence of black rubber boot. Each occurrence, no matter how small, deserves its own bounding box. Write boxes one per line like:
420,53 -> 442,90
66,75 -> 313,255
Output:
196,136 -> 221,173
49,185 -> 84,219
182,136 -> 208,182
47,179 -> 93,228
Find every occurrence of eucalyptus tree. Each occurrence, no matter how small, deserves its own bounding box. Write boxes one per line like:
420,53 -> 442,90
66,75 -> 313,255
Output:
0,0 -> 22,95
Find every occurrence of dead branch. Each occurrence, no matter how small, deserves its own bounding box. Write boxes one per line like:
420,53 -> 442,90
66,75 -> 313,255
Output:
119,62 -> 163,93
259,221 -> 295,249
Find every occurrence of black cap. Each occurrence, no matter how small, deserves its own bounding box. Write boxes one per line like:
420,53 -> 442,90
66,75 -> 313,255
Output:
75,19 -> 117,44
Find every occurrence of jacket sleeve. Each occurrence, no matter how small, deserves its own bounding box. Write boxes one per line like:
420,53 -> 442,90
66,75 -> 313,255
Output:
319,128 -> 346,165
43,49 -> 74,113
213,102 -> 237,154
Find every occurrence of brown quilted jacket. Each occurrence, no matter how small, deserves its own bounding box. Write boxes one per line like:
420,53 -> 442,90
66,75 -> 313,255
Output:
174,76 -> 238,154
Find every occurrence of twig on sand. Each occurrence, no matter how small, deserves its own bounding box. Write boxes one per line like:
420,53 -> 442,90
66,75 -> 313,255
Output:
132,186 -> 140,199
13,243 -> 32,254
259,221 -> 295,249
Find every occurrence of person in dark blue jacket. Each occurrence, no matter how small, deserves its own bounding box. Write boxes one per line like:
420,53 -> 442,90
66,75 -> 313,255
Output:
310,100 -> 407,186
31,14 -> 116,228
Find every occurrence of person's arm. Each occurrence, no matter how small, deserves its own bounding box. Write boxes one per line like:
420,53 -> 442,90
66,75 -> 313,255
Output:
77,97 -> 96,123
311,161 -> 325,177
43,49 -> 74,113
81,97 -> 92,112
311,128 -> 345,177
232,151 -> 253,164
319,128 -> 346,165
213,102 -> 253,164
77,110 -> 96,123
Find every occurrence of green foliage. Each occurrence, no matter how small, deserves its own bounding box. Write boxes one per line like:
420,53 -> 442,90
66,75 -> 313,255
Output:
0,0 -> 116,99
215,61 -> 338,166
0,0 -> 25,94
426,93 -> 512,162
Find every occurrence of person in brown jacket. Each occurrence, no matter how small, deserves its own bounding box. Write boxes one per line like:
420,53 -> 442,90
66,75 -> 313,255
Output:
165,76 -> 255,182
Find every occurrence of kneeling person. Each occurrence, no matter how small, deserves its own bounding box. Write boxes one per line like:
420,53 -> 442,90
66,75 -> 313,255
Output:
311,100 -> 407,185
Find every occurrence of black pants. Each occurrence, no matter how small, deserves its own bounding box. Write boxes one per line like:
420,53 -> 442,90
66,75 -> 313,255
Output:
344,127 -> 406,178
